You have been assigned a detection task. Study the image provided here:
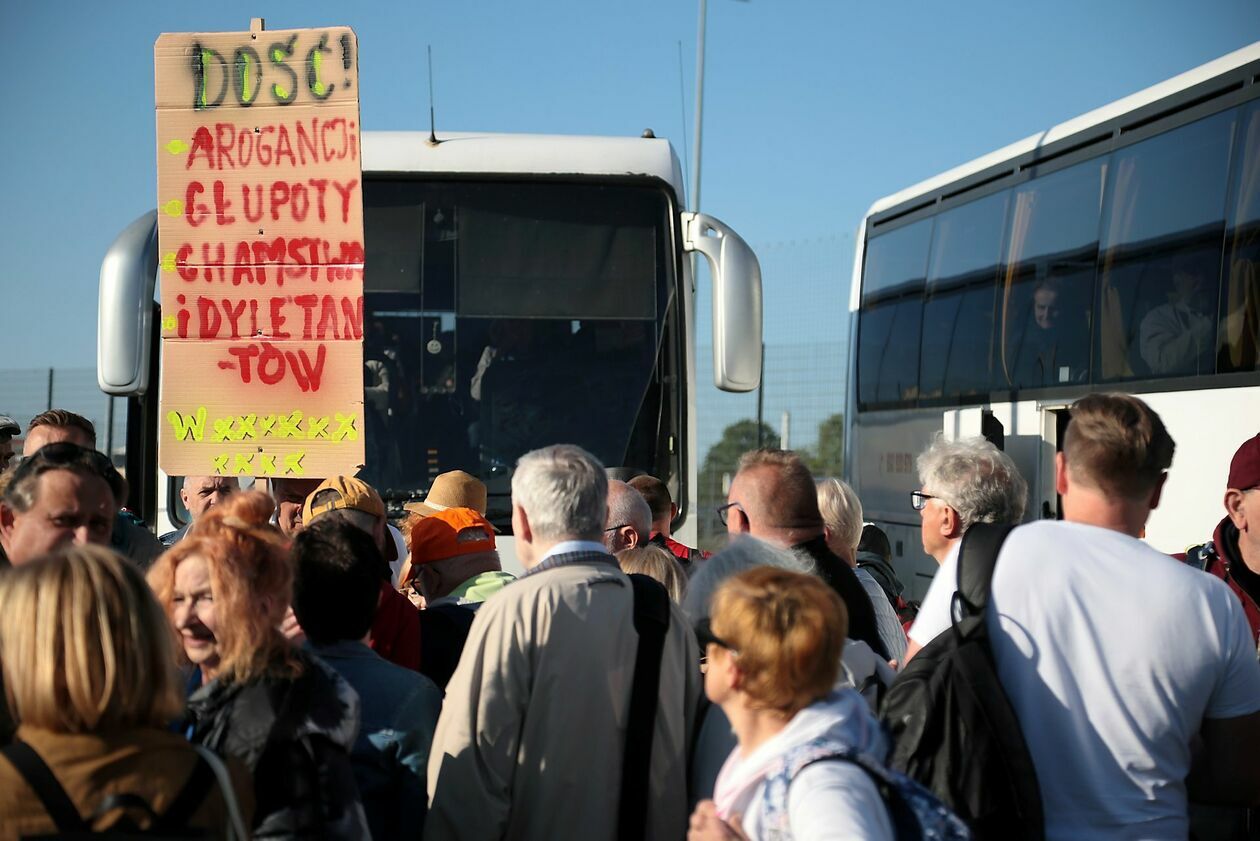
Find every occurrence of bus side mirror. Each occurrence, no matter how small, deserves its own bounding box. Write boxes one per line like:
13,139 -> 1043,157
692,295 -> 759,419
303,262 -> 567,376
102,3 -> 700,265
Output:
682,211 -> 763,393
98,210 -> 158,396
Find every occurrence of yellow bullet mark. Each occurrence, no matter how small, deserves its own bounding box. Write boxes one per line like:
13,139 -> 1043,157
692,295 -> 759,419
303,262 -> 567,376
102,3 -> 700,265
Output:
165,139 -> 189,155
162,316 -> 177,332
163,199 -> 184,217
161,253 -> 177,273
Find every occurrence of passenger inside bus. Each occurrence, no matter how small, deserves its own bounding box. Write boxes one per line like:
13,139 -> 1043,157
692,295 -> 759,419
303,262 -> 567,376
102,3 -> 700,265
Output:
1007,276 -> 1089,388
1138,254 -> 1217,376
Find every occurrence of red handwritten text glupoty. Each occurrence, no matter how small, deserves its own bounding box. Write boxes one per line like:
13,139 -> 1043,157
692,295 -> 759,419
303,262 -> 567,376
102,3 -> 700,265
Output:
183,178 -> 358,226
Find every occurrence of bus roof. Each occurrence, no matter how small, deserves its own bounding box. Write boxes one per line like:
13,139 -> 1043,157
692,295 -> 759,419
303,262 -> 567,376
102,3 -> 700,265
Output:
362,131 -> 685,199
865,40 -> 1260,219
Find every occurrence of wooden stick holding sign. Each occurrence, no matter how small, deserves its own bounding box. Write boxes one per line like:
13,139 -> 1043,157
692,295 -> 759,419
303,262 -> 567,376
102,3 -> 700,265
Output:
155,20 -> 365,479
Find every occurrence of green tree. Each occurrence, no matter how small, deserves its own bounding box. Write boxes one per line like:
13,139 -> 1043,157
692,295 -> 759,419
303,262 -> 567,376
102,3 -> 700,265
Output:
803,412 -> 845,478
696,419 -> 780,553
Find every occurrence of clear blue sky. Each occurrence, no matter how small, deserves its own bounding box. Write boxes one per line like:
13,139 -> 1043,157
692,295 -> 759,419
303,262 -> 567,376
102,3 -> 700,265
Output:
1,0 -> 1256,368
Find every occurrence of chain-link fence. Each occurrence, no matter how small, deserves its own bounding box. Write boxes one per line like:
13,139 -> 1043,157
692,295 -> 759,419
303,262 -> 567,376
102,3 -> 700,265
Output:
694,234 -> 854,551
0,368 -> 127,461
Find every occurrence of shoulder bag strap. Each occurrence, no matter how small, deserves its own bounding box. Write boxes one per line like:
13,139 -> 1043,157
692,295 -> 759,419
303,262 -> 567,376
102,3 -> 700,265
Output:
189,744 -> 250,840
0,740 -> 90,832
150,750 -> 215,831
618,573 -> 671,841
954,522 -> 1016,618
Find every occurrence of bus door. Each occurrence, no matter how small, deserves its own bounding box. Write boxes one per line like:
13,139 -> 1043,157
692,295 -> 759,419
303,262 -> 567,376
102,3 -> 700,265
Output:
943,402 -> 1062,525
1041,406 -> 1071,521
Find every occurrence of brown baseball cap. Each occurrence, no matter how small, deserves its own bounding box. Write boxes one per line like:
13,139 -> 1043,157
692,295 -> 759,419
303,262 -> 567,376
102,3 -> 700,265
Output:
1228,433 -> 1260,491
404,470 -> 488,518
302,475 -> 386,525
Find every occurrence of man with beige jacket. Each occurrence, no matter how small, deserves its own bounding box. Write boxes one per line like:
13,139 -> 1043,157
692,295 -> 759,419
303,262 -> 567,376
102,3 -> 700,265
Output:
425,444 -> 700,840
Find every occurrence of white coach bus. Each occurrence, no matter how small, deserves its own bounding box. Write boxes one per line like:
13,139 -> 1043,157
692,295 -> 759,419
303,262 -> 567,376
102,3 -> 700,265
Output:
846,43 -> 1260,598
99,131 -> 763,554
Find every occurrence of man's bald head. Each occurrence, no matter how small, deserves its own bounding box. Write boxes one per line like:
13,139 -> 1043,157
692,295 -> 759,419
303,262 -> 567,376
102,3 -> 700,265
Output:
726,449 -> 824,546
181,475 -> 239,520
604,479 -> 652,554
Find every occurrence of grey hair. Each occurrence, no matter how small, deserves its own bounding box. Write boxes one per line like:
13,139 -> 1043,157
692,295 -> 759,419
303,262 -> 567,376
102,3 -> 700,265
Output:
917,435 -> 1027,530
682,536 -> 814,623
816,478 -> 863,553
607,480 -> 652,539
512,444 -> 608,541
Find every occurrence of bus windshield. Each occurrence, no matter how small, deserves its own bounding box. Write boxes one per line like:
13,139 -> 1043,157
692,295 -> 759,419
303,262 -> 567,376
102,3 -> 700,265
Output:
360,178 -> 678,527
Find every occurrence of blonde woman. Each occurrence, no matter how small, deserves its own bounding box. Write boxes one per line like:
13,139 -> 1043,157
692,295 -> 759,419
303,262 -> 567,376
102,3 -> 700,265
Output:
0,544 -> 251,837
148,490 -> 369,839
816,478 -> 907,663
617,544 -> 687,603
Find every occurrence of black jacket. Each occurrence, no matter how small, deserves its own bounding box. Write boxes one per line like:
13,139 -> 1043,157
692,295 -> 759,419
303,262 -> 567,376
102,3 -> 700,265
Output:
790,536 -> 891,661
185,649 -> 369,839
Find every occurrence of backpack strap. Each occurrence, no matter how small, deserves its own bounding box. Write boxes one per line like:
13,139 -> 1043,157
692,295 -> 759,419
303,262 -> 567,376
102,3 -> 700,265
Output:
618,573 -> 671,841
954,522 -> 1016,619
764,737 -> 974,841
0,740 -> 91,832
151,751 -> 215,830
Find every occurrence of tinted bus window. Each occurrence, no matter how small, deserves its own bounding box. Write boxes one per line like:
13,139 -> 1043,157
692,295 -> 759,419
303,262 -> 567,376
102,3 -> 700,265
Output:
1095,109 -> 1236,381
858,218 -> 931,407
862,219 -> 933,300
1220,101 -> 1260,373
919,190 -> 1008,400
998,159 -> 1105,389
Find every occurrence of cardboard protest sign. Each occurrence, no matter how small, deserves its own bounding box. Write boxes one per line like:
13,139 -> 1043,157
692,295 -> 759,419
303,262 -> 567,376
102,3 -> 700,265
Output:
155,22 -> 364,478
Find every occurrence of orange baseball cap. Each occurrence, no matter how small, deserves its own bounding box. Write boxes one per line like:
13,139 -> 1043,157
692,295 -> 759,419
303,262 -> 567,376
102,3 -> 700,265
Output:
407,507 -> 496,567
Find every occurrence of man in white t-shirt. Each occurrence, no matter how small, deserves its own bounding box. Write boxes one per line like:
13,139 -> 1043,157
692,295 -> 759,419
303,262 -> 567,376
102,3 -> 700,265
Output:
903,435 -> 1027,663
992,393 -> 1260,839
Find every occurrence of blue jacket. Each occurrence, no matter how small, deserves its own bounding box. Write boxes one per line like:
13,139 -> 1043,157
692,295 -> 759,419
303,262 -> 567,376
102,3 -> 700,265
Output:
311,640 -> 442,840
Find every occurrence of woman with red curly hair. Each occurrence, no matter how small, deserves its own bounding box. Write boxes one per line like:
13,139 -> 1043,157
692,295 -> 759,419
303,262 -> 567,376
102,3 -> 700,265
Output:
148,490 -> 369,839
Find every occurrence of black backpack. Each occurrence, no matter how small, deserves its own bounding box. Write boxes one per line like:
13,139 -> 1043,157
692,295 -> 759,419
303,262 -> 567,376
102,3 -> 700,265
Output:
0,740 -> 216,839
879,523 -> 1044,841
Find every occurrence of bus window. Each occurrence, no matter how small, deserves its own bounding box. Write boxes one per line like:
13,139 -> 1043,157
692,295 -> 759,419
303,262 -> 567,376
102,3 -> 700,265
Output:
862,217 -> 934,299
1094,109 -> 1236,381
360,179 -> 674,517
857,298 -> 923,406
999,158 -> 1104,389
857,218 -> 932,408
1220,101 -> 1260,373
919,190 -> 1008,401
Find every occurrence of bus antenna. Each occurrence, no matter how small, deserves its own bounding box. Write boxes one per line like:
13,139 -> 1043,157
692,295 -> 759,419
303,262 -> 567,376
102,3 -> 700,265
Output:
427,45 -> 440,146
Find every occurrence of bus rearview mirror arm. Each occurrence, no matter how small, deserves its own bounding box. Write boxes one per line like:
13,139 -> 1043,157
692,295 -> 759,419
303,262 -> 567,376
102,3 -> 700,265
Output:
682,211 -> 763,393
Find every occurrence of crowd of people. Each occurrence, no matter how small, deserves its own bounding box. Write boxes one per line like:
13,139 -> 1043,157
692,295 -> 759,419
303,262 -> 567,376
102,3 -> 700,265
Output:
0,396 -> 1257,839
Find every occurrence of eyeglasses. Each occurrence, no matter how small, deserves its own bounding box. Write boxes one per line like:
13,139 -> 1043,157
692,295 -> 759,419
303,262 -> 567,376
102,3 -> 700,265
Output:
694,617 -> 734,652
910,490 -> 940,511
716,501 -> 745,525
604,523 -> 629,533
